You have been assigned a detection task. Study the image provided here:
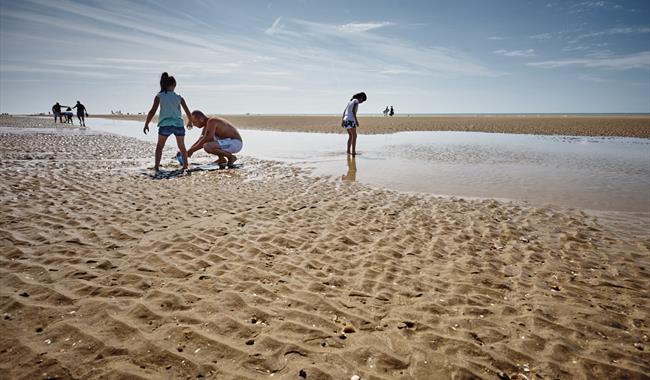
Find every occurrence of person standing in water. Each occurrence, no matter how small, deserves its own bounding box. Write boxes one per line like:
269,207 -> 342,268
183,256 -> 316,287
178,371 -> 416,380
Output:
143,72 -> 192,172
341,92 -> 367,156
389,106 -> 394,117
72,101 -> 88,127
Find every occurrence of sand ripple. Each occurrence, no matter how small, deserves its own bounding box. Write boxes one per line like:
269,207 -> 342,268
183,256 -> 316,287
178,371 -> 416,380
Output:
1,126 -> 649,379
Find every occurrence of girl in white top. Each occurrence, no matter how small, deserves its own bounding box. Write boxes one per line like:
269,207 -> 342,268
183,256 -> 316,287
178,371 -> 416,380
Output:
341,92 -> 367,156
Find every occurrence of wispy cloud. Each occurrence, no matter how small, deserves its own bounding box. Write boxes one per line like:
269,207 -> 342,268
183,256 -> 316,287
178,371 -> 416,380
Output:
569,26 -> 650,43
183,84 -> 291,92
529,33 -> 553,40
379,68 -> 428,75
487,36 -> 505,40
569,1 -> 610,14
265,18 -> 501,78
265,17 -> 285,36
578,73 -> 609,82
494,49 -> 536,57
336,22 -> 394,33
563,42 -> 609,52
528,51 -> 650,70
0,64 -> 113,78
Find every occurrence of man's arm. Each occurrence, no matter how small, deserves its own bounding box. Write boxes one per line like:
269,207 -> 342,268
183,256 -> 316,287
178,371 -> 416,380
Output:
180,97 -> 192,128
188,128 -> 206,153
187,121 -> 215,156
143,96 -> 160,134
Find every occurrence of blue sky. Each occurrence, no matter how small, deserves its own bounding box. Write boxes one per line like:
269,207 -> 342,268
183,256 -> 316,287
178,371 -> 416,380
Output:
0,0 -> 649,114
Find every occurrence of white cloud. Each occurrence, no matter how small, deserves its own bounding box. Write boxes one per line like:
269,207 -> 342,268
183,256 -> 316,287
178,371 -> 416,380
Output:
379,68 -> 428,75
569,27 -> 650,43
528,51 -> 650,70
265,17 -> 284,35
336,22 -> 394,33
183,84 -> 291,92
529,33 -> 553,40
0,64 -> 113,78
578,74 -> 609,83
562,42 -> 609,52
487,36 -> 505,40
284,18 -> 501,77
494,49 -> 536,57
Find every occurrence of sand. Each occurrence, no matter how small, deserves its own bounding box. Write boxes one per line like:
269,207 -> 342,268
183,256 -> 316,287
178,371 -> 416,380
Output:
92,114 -> 650,138
1,117 -> 649,379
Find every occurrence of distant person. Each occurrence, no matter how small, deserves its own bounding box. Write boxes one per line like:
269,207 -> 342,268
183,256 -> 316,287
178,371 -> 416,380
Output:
73,101 -> 88,127
383,106 -> 389,116
64,107 -> 74,124
188,111 -> 243,168
51,102 -> 64,123
389,106 -> 394,117
143,72 -> 192,172
340,92 -> 367,156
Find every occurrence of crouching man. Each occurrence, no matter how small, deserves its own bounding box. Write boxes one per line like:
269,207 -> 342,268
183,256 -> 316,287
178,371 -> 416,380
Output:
188,110 -> 243,168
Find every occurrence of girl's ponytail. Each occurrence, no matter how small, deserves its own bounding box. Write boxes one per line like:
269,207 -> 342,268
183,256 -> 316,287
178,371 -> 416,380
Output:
160,72 -> 169,93
351,92 -> 367,102
159,72 -> 176,93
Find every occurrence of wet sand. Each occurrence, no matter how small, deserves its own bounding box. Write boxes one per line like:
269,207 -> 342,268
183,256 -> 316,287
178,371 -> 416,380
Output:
93,114 -> 650,138
1,116 -> 649,379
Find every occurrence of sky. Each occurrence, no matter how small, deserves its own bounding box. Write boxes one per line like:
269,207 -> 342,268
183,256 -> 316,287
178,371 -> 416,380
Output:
0,0 -> 649,114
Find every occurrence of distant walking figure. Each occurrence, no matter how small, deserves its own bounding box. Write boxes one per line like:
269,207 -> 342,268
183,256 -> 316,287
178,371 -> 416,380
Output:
389,106 -> 394,117
341,92 -> 367,156
73,101 -> 88,127
383,106 -> 389,116
51,102 -> 64,123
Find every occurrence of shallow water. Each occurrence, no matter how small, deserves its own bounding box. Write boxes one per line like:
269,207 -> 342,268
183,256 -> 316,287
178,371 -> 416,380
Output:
29,118 -> 650,212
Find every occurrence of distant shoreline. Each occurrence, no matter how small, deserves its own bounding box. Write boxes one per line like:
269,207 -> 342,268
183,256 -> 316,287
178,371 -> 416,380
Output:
14,113 -> 650,138
94,114 -> 650,138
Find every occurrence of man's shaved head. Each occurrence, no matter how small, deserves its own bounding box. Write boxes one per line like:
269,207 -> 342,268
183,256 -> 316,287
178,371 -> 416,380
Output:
191,110 -> 206,119
190,110 -> 208,128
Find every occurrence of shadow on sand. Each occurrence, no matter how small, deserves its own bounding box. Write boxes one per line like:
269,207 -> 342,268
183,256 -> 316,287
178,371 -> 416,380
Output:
143,169 -> 187,180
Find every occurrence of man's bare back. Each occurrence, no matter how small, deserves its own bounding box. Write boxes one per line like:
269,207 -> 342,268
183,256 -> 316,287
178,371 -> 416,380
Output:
207,117 -> 242,141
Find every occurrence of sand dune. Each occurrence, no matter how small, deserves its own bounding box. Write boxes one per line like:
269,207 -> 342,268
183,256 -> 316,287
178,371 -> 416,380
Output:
1,119 -> 649,379
92,114 -> 650,138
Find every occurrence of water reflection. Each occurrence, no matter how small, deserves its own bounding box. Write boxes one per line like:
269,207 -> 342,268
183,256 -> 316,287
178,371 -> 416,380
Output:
341,155 -> 357,181
85,118 -> 650,212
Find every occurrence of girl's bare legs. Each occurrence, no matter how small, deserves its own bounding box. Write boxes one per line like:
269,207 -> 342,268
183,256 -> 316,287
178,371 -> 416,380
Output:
175,135 -> 189,170
154,134 -> 169,171
350,128 -> 357,156
347,129 -> 353,154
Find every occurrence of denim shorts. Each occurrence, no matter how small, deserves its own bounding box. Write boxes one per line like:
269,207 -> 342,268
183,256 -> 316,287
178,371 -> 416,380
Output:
158,125 -> 185,137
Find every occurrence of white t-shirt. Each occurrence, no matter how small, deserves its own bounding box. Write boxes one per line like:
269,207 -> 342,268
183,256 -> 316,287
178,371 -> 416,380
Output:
343,99 -> 359,122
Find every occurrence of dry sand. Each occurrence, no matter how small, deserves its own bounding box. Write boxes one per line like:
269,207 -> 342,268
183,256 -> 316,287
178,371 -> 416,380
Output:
93,114 -> 650,138
1,116 -> 649,379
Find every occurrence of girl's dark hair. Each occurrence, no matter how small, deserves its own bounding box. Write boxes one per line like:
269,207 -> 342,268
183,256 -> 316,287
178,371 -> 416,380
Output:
160,72 -> 176,93
351,92 -> 367,102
